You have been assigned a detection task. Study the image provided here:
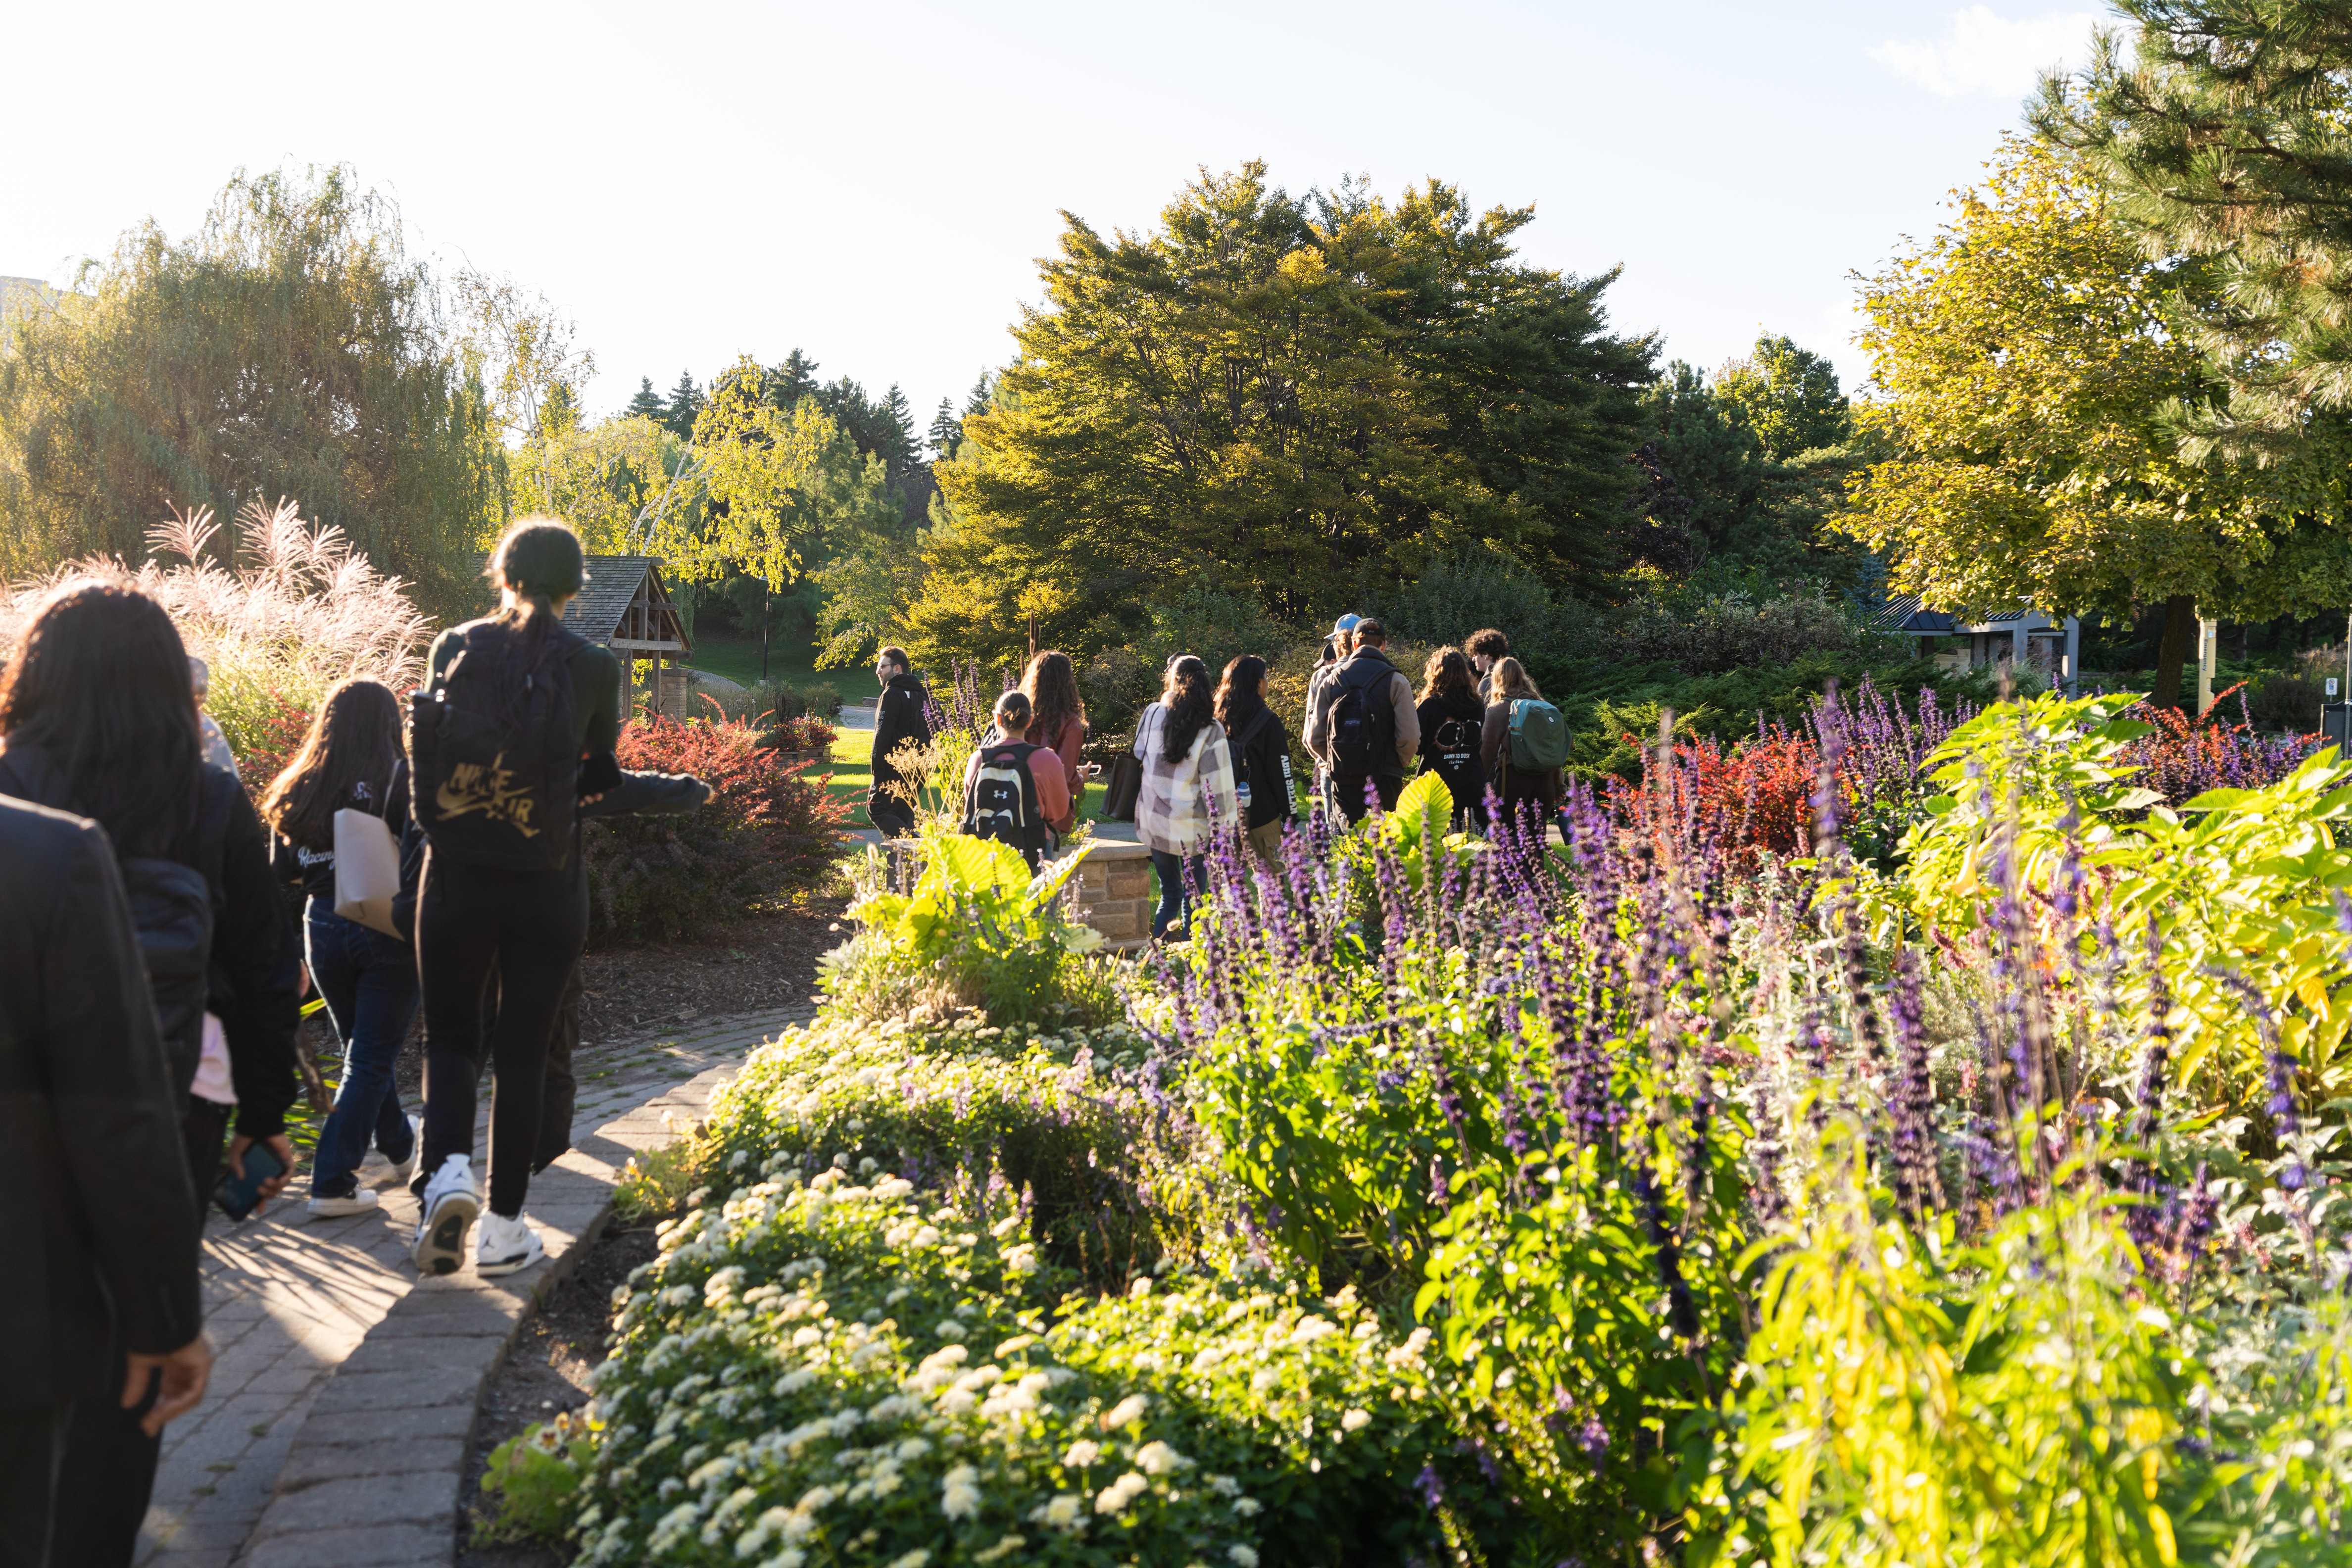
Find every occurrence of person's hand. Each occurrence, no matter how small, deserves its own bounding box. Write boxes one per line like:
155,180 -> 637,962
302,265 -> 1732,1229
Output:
124,1333 -> 213,1436
297,961 -> 310,999
227,1132 -> 296,1214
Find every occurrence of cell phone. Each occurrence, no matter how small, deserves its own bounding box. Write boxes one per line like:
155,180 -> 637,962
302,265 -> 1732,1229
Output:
214,1142 -> 287,1223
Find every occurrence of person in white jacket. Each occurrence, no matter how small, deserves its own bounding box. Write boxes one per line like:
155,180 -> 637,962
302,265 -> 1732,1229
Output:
1131,656 -> 1236,939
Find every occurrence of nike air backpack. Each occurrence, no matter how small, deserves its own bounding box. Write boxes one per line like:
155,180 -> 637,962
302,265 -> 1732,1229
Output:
1507,697 -> 1570,773
408,622 -> 587,872
963,742 -> 1046,867
121,780 -> 233,1108
1329,663 -> 1397,775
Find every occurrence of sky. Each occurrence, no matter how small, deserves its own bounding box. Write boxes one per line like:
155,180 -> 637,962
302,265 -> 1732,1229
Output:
0,0 -> 2114,434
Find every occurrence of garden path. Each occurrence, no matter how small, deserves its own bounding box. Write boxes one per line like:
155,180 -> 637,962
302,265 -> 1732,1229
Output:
134,1007 -> 815,1568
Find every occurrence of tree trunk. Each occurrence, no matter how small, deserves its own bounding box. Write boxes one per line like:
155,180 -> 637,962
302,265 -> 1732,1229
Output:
2151,594 -> 2197,710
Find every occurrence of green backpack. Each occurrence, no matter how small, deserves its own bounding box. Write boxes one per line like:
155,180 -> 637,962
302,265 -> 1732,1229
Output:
1507,697 -> 1569,772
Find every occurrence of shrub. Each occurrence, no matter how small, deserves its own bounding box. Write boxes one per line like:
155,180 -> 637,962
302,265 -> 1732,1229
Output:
756,713 -> 839,756
569,1168 -> 1471,1568
1614,583 -> 1897,675
584,715 -> 849,942
819,834 -> 1111,1027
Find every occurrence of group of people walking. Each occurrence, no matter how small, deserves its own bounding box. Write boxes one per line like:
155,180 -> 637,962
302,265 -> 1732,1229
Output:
0,517 -> 707,1564
883,615 -> 1568,942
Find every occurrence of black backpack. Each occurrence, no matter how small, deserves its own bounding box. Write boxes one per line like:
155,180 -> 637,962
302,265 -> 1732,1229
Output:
120,777 -> 234,1109
963,741 -> 1047,867
1329,658 -> 1398,776
408,620 -> 588,872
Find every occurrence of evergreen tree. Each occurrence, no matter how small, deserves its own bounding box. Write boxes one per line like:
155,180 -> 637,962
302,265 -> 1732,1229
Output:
884,385 -> 915,464
623,376 -> 665,420
2039,7 -> 2352,447
661,370 -> 703,440
769,348 -> 820,410
928,396 -> 961,462
964,370 -> 993,418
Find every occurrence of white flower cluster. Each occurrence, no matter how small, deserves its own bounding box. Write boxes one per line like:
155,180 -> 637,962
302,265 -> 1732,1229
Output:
565,1018 -> 1439,1567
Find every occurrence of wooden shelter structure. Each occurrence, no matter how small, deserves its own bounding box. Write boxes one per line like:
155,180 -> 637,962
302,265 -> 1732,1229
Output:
561,556 -> 692,720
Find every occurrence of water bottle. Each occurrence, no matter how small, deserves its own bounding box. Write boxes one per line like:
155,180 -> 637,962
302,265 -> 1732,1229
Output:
1235,780 -> 1253,816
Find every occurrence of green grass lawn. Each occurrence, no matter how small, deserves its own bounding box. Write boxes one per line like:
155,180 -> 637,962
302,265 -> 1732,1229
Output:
685,636 -> 881,702
809,726 -> 1117,829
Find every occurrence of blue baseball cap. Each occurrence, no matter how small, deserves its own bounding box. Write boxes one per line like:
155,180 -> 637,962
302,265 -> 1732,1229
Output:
1332,613 -> 1362,636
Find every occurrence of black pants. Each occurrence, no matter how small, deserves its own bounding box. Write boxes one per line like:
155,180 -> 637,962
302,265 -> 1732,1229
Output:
536,960 -> 581,1173
0,1403 -> 70,1568
183,1096 -> 231,1225
1330,773 -> 1403,824
416,855 -> 587,1217
50,1349 -> 160,1567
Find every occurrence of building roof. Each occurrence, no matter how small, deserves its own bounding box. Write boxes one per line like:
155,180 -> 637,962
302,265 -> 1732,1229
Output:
561,555 -> 690,652
1871,592 -> 2058,635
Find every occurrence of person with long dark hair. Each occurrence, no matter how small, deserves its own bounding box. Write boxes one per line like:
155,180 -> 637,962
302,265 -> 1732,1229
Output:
262,678 -> 421,1217
1417,647 -> 1488,828
1132,655 -> 1236,939
407,517 -> 620,1279
1214,654 -> 1294,865
1019,649 -> 1088,833
0,578 -> 297,1566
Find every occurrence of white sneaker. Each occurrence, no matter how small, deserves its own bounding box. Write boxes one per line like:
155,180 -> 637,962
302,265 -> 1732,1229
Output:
308,1188 -> 381,1219
476,1212 -> 544,1277
411,1156 -> 480,1276
387,1116 -> 422,1186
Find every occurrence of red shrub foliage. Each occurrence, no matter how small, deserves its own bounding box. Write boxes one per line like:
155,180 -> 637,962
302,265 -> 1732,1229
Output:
1611,730 -> 1821,874
234,689 -> 318,804
584,715 -> 849,942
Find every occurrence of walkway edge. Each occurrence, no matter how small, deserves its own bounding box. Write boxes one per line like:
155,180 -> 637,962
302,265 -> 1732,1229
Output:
233,1061 -> 745,1568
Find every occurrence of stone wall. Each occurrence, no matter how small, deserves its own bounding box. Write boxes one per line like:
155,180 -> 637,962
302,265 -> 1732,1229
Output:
877,837 -> 1155,950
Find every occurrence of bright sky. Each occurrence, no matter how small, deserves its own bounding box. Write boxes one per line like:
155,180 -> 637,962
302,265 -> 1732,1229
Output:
1,1 -> 2111,431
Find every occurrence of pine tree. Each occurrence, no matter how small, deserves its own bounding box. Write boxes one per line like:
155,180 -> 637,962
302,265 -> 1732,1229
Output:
769,349 -> 820,410
927,396 -> 961,461
2039,7 -> 2352,446
661,371 -> 703,440
884,385 -> 916,464
623,376 -> 665,420
964,370 -> 993,418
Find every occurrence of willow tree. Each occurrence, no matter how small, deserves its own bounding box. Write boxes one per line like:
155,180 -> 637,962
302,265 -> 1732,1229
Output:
0,166 -> 503,616
1842,136 -> 2352,708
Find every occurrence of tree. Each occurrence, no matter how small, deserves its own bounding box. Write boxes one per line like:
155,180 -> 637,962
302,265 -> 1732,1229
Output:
510,414 -> 699,557
927,396 -> 961,462
1713,335 -> 1849,462
623,377 -> 666,419
660,371 -> 703,440
1841,137 -> 2352,707
964,370 -> 994,418
2036,7 -> 2352,449
0,166 -> 504,615
917,162 -> 1655,666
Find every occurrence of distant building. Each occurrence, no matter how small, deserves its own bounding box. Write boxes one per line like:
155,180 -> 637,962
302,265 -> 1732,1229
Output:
1876,595 -> 2081,690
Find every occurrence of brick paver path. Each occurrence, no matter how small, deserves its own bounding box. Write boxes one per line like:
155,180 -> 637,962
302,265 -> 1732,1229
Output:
135,1009 -> 813,1568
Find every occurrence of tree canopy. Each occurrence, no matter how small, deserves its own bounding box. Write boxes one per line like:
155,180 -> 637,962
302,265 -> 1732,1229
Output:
1841,136 -> 2352,706
911,162 -> 1656,666
0,166 -> 503,616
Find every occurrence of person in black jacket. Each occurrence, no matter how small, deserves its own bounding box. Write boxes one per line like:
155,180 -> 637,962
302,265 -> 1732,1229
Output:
261,678 -> 421,1219
0,793 -> 213,1566
869,644 -> 931,835
1416,647 -> 1488,829
0,579 -> 294,1567
1215,655 -> 1295,865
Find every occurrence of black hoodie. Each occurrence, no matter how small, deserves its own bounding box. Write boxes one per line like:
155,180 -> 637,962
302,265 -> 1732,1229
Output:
871,671 -> 933,792
1222,699 -> 1296,831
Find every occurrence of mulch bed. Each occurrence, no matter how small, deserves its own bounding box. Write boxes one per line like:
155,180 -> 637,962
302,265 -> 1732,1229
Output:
454,1224 -> 655,1567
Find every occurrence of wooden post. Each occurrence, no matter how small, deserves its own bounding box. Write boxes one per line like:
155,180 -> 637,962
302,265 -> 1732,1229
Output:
620,647 -> 636,724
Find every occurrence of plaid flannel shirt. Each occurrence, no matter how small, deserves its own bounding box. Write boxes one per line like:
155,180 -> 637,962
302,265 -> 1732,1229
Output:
1132,704 -> 1238,856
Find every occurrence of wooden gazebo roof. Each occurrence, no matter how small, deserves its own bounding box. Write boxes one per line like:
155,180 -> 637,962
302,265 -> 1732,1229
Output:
562,556 -> 691,657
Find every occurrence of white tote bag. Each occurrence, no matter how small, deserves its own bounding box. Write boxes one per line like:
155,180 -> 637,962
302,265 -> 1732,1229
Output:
333,807 -> 403,938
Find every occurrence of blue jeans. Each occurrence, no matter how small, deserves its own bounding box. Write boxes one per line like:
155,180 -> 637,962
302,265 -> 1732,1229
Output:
1150,850 -> 1205,939
305,902 -> 420,1199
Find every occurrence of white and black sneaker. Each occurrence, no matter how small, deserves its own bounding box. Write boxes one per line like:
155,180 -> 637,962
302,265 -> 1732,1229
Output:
387,1116 -> 422,1186
308,1187 -> 381,1219
476,1212 -> 544,1277
411,1155 -> 480,1275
